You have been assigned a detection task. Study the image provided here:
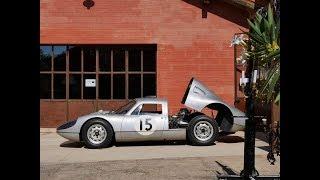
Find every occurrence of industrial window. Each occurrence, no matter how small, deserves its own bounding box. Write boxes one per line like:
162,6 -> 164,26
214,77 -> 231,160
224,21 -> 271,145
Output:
40,46 -> 52,71
113,74 -> 125,99
69,46 -> 81,72
69,74 -> 81,99
53,46 -> 66,71
40,45 -> 156,100
83,47 -> 96,72
53,74 -> 66,99
98,74 -> 111,99
99,48 -> 111,72
40,74 -> 51,99
129,74 -> 141,99
113,49 -> 125,72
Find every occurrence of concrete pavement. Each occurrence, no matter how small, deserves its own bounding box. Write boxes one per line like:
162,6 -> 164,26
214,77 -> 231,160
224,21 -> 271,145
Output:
40,131 -> 271,164
40,131 -> 280,179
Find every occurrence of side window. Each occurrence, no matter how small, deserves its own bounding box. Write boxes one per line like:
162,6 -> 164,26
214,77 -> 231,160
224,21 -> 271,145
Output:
140,104 -> 162,115
131,104 -> 162,115
131,105 -> 142,115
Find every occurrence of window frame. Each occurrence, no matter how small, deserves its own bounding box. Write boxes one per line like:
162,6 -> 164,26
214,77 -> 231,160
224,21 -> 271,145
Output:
40,45 -> 157,100
131,103 -> 163,115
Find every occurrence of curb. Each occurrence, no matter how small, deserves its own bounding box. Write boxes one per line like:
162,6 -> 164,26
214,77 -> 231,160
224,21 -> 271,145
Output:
40,128 -> 56,133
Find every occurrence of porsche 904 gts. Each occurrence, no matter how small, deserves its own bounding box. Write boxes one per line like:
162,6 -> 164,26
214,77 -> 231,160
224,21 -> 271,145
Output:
57,78 -> 247,148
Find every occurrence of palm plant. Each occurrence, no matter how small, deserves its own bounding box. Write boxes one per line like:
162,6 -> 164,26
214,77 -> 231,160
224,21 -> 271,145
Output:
244,2 -> 281,166
243,3 -> 280,104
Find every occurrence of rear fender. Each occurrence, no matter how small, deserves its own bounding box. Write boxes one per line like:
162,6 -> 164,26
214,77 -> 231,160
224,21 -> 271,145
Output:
181,78 -> 246,131
181,77 -> 246,117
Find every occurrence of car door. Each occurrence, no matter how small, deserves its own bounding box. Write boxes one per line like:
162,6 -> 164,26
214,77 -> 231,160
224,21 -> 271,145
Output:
120,103 -> 165,141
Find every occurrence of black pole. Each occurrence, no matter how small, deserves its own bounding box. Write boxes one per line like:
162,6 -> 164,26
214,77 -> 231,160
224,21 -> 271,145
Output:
240,52 -> 259,179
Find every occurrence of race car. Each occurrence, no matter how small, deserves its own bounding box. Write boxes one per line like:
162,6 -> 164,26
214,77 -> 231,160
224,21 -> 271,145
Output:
57,77 -> 247,148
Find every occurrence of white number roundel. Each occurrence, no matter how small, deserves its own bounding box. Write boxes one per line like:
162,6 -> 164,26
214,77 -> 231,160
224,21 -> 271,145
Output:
134,118 -> 161,136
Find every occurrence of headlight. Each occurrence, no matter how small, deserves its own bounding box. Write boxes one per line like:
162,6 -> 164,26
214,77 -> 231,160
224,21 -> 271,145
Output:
57,119 -> 77,130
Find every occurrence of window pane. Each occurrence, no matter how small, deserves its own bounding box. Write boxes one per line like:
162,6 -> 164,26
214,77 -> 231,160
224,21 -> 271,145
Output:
53,74 -> 66,99
84,47 -> 96,72
40,46 -> 52,71
99,48 -> 111,72
99,74 -> 111,99
143,50 -> 156,72
40,74 -> 51,99
69,46 -> 81,72
113,74 -> 125,99
83,74 -> 96,99
129,74 -> 141,99
143,74 -> 156,97
69,74 -> 81,99
53,46 -> 66,71
129,49 -> 141,71
113,49 -> 125,71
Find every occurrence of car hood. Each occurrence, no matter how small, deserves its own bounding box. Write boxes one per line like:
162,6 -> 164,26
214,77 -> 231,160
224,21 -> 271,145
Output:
79,110 -> 117,118
181,77 -> 246,117
96,110 -> 114,115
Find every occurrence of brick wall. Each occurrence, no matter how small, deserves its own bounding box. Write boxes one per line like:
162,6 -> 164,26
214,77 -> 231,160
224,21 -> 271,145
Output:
40,0 -> 249,126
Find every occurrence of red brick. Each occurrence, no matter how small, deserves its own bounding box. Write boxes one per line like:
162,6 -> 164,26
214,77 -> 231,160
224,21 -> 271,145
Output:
40,0 -> 249,127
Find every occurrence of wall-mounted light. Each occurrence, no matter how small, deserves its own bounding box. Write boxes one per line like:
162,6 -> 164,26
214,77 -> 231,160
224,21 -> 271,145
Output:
202,0 -> 211,18
83,0 -> 95,9
240,70 -> 249,87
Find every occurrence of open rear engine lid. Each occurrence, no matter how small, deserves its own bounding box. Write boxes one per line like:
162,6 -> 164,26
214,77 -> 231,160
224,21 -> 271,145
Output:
181,77 -> 246,117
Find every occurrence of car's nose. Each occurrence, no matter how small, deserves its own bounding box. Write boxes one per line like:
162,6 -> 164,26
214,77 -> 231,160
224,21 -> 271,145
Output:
57,119 -> 78,131
56,119 -> 80,142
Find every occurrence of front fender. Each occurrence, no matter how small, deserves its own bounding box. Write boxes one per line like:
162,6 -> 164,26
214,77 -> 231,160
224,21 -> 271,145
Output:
56,112 -> 123,142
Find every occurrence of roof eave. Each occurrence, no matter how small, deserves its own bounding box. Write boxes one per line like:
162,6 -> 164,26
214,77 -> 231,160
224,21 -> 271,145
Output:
220,0 -> 255,11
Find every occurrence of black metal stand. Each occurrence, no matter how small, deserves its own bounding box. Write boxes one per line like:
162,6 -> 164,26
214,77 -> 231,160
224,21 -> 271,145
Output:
240,81 -> 259,178
217,59 -> 280,180
217,93 -> 280,179
217,175 -> 280,180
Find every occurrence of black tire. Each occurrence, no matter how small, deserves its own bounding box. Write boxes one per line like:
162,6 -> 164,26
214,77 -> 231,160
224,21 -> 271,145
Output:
81,118 -> 114,149
187,115 -> 219,146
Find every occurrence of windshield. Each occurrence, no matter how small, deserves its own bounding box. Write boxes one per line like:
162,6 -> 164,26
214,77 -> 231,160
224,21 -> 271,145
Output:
114,100 -> 136,114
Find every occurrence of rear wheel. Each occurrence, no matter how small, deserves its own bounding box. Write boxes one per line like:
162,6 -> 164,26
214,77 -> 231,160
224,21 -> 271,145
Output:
81,119 -> 114,149
187,115 -> 219,146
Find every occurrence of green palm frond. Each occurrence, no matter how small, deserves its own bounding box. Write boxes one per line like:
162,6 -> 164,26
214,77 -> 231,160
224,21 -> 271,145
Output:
267,4 -> 275,28
245,3 -> 280,104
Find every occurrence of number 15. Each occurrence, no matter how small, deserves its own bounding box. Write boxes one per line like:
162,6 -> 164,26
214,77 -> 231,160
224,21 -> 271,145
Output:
140,118 -> 152,131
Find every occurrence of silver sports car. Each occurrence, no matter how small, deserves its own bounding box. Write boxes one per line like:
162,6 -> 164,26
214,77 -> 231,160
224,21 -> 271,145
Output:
57,77 -> 247,148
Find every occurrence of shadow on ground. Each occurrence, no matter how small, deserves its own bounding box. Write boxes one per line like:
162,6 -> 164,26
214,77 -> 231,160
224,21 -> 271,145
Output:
59,132 -> 247,148
217,131 -> 269,144
60,140 -> 190,148
215,161 -> 239,177
256,145 -> 270,152
255,131 -> 268,143
114,140 -> 189,147
60,141 -> 84,148
217,132 -> 244,143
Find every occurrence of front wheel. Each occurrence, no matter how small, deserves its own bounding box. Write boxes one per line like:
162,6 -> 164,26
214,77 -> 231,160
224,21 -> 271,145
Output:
81,119 -> 114,149
187,115 -> 219,146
